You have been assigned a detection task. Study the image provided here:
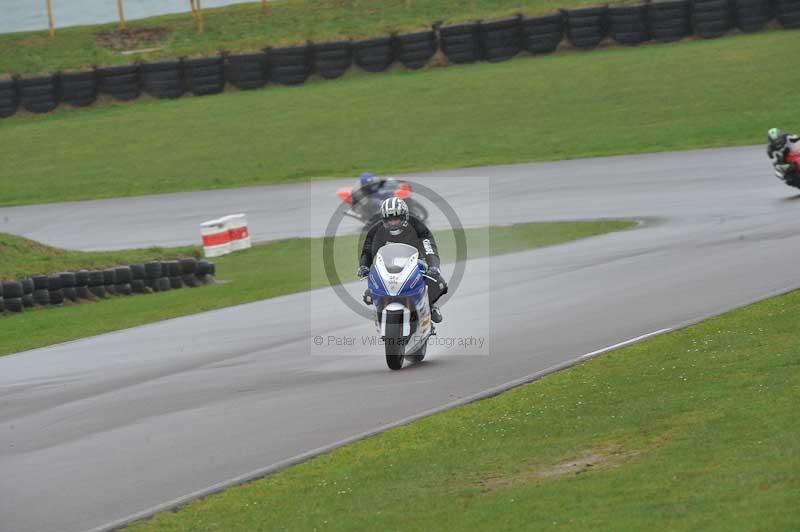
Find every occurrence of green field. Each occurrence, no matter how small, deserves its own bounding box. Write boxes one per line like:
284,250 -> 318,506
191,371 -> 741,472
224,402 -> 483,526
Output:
0,30 -> 791,207
0,220 -> 633,356
0,0 -> 627,75
128,286 -> 800,532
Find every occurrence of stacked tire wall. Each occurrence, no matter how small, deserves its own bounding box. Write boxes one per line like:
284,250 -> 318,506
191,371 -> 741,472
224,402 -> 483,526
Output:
648,0 -> 693,42
0,259 -> 215,316
1,0 -> 799,120
609,5 -> 650,45
565,7 -> 608,49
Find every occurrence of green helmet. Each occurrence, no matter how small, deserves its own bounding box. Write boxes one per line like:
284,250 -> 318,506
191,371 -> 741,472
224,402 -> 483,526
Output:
768,128 -> 782,141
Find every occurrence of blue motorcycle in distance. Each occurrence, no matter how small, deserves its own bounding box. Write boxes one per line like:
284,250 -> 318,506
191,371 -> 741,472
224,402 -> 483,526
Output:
337,179 -> 429,227
363,243 -> 434,370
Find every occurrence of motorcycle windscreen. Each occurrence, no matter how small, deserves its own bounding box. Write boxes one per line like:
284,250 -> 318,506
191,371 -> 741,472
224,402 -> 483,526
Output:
376,243 -> 418,274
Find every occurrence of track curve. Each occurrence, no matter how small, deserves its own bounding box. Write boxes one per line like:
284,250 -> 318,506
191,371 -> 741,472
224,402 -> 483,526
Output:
2,146 -> 800,532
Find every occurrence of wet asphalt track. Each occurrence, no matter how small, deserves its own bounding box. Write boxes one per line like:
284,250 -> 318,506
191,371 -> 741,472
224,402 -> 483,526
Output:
2,145 -> 800,532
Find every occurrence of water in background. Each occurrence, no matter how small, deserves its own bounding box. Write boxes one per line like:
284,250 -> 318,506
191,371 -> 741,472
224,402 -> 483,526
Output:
0,0 -> 252,34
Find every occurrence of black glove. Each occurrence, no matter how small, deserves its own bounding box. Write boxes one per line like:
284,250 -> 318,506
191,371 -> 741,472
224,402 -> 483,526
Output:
427,265 -> 441,278
357,265 -> 370,278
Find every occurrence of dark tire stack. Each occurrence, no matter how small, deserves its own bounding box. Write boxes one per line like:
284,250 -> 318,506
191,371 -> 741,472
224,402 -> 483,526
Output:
197,259 -> 216,284
564,7 -> 608,50
145,261 -> 171,293
647,0 -> 693,42
692,0 -> 734,38
521,14 -> 564,55
439,23 -> 483,64
114,266 -> 133,296
102,268 -> 117,295
479,17 -> 522,62
163,260 -> 183,290
22,279 -> 34,308
184,57 -> 225,96
130,264 -> 148,294
732,0 -> 773,31
32,275 -> 51,306
267,45 -> 312,85
88,270 -> 107,299
609,4 -> 651,45
180,258 -> 200,287
395,31 -> 437,70
225,53 -> 268,90
76,270 -> 93,300
141,60 -> 184,99
775,0 -> 800,27
2,281 -> 24,313
352,37 -> 395,73
313,41 -> 352,79
0,78 -> 18,119
59,71 -> 97,107
48,274 -> 64,306
17,75 -> 59,114
60,272 -> 78,302
96,65 -> 141,101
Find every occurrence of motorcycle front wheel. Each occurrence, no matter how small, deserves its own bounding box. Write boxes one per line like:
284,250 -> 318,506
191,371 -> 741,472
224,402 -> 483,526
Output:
384,319 -> 405,370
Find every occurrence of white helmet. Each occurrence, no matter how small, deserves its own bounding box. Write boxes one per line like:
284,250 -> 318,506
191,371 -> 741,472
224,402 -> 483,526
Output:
380,197 -> 409,235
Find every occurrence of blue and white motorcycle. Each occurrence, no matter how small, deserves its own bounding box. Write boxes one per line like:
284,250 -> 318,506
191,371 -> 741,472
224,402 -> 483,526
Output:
364,243 -> 434,370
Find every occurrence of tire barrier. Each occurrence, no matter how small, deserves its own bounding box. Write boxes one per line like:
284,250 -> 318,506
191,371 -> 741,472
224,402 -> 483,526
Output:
0,258 -> 215,316
141,60 -> 185,99
267,45 -> 312,85
565,7 -> 609,50
60,71 -> 97,107
313,41 -> 352,79
733,0 -> 773,31
5,297 -> 23,313
479,17 -> 523,62
439,23 -> 483,64
521,13 -> 564,55
395,31 -> 437,70
648,0 -> 693,42
775,0 -> 800,27
18,75 -> 59,114
609,4 -> 651,45
352,37 -> 396,73
185,57 -> 225,96
97,64 -> 141,101
225,53 -> 268,90
0,78 -> 18,119
2,7 -> 799,120
692,0 -> 734,39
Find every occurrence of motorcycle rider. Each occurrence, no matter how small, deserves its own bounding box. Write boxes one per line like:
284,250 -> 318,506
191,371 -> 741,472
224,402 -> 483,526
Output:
767,128 -> 800,181
357,197 -> 447,323
350,172 -> 387,206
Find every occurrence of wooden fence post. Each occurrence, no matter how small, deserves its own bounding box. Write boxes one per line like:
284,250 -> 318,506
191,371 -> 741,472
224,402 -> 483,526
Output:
196,0 -> 205,33
46,0 -> 55,38
262,0 -> 270,16
117,0 -> 127,29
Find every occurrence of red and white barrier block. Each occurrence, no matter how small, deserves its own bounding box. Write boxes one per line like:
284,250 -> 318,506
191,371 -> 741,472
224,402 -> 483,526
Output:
201,214 -> 251,257
201,218 -> 232,257
222,214 -> 252,251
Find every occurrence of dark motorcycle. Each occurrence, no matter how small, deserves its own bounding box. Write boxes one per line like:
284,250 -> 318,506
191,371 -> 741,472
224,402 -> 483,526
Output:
336,179 -> 429,226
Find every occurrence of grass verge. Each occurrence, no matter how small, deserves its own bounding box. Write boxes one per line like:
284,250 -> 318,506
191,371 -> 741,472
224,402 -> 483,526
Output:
0,220 -> 633,356
0,31 -> 791,206
0,232 -> 197,281
0,0 -> 627,75
127,287 -> 800,532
